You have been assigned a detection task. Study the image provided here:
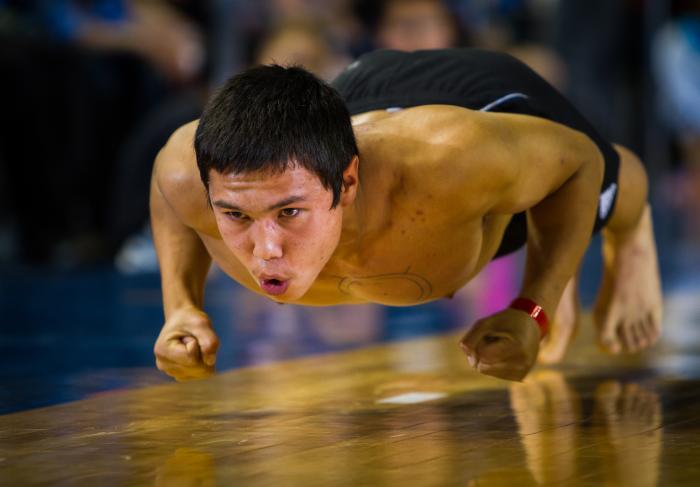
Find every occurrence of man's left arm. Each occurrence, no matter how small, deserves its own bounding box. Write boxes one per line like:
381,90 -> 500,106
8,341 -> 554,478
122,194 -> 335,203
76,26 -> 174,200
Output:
519,145 -> 603,322
457,111 -> 604,380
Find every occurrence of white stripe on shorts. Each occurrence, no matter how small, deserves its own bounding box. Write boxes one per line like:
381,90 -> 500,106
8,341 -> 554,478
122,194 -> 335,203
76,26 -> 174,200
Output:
479,93 -> 529,112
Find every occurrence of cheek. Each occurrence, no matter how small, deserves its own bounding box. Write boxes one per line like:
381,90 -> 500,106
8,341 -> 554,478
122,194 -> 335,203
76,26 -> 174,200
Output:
218,224 -> 248,254
311,218 -> 341,260
225,236 -> 246,253
291,219 -> 338,264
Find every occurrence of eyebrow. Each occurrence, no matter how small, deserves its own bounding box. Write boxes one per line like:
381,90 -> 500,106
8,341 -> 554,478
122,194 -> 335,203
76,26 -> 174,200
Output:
212,195 -> 306,213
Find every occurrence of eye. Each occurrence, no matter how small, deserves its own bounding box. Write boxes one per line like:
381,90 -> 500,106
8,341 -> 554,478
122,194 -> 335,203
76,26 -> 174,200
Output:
280,208 -> 300,218
225,211 -> 249,221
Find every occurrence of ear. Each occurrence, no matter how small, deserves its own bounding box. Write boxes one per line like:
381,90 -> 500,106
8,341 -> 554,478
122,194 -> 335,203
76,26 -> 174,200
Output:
340,155 -> 360,207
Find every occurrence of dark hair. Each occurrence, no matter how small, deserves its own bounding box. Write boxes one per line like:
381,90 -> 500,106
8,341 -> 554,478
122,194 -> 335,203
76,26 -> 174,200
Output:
194,64 -> 358,208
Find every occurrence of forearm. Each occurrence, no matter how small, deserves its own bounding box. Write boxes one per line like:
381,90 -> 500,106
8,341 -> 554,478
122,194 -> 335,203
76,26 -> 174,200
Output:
158,232 -> 211,318
519,158 -> 603,315
150,177 -> 212,318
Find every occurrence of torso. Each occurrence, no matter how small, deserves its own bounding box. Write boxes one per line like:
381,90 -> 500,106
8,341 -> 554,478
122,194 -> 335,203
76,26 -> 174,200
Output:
160,107 -> 514,307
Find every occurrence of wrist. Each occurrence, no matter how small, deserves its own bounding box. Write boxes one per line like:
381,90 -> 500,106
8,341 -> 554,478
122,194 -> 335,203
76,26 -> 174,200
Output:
509,297 -> 549,338
164,295 -> 203,319
162,279 -> 206,318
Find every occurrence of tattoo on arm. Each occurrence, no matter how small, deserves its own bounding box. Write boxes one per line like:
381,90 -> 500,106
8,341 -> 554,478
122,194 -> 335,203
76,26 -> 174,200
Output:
335,267 -> 433,301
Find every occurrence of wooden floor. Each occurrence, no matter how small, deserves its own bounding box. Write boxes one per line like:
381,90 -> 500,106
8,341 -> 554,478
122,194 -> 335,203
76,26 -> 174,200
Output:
2,317 -> 700,486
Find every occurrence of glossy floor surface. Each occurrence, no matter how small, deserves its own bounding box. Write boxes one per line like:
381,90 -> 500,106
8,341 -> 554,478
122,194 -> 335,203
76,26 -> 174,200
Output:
2,321 -> 700,486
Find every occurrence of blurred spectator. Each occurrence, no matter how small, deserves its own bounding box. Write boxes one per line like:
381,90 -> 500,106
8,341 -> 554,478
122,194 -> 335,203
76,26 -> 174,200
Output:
452,0 -> 555,49
352,0 -> 563,88
255,20 -> 350,80
0,1 -> 205,266
248,0 -> 360,63
554,0 -> 645,151
267,0 -> 348,22
507,42 -> 566,90
354,0 -> 463,51
0,0 -> 205,83
79,1 -> 204,83
652,3 -> 700,216
456,0 -> 565,89
375,0 -> 460,50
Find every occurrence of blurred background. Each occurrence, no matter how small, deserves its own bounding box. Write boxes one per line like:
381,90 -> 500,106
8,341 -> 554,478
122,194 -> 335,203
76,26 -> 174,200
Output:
0,0 -> 698,414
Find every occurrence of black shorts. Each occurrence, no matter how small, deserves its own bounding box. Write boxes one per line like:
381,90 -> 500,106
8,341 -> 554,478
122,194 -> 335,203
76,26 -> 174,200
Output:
332,48 -> 620,258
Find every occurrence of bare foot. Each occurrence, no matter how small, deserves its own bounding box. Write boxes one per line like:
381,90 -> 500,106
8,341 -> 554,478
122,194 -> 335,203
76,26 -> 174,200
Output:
594,204 -> 663,354
538,277 -> 581,364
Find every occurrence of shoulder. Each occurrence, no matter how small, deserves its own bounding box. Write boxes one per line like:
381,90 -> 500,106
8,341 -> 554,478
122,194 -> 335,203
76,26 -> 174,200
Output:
153,120 -> 217,234
388,105 -> 506,174
388,105 -> 599,215
387,106 -> 514,214
153,120 -> 199,200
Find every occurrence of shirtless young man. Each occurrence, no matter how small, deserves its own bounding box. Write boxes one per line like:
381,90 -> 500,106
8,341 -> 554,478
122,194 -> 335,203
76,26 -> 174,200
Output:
151,49 -> 663,382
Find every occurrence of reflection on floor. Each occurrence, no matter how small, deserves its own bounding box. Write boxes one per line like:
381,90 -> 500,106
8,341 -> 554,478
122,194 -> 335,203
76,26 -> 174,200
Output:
2,320 -> 700,486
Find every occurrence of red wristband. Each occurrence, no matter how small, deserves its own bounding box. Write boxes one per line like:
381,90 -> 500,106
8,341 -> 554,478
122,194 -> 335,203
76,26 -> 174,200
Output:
509,298 -> 549,338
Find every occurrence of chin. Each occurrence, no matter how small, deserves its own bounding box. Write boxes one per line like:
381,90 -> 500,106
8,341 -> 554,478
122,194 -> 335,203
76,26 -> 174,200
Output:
287,278 -> 317,300
284,287 -> 308,301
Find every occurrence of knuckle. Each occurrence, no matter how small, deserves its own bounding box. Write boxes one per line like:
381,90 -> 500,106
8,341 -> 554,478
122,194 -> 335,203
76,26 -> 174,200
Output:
205,337 -> 221,353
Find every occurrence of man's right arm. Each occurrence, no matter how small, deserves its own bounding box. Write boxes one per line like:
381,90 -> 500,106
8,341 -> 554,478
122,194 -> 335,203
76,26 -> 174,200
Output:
150,135 -> 219,380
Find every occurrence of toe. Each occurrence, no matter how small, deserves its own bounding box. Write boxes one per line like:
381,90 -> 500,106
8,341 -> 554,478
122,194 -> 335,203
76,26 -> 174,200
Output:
601,330 -> 621,354
652,307 -> 663,335
595,306 -> 622,355
598,313 -> 623,354
632,321 -> 648,351
615,322 -> 628,353
605,329 -> 622,354
642,317 -> 659,348
625,324 -> 638,352
618,322 -> 637,353
646,312 -> 661,344
634,321 -> 649,349
640,312 -> 657,346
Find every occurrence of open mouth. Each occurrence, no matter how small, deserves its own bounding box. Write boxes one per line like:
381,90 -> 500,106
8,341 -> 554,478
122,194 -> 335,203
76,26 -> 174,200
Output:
260,278 -> 290,296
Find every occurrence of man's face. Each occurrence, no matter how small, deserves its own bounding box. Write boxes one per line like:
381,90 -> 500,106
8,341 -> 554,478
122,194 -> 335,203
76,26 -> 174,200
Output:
378,0 -> 456,51
208,164 -> 354,301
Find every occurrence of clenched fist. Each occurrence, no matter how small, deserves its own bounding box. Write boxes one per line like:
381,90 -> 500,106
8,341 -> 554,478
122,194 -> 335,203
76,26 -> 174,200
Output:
460,308 -> 541,381
154,306 -> 220,381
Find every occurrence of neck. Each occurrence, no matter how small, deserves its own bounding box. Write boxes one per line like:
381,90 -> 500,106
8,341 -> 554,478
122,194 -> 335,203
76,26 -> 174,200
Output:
337,188 -> 363,253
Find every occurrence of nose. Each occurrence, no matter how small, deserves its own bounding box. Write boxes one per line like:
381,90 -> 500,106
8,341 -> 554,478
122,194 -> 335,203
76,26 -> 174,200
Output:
251,221 -> 283,261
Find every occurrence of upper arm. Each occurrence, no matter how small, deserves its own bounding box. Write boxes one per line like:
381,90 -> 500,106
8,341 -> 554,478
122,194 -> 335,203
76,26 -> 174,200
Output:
427,108 -> 605,216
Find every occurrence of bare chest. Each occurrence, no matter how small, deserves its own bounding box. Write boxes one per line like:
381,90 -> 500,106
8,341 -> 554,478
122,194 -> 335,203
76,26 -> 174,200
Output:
318,215 -> 488,305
